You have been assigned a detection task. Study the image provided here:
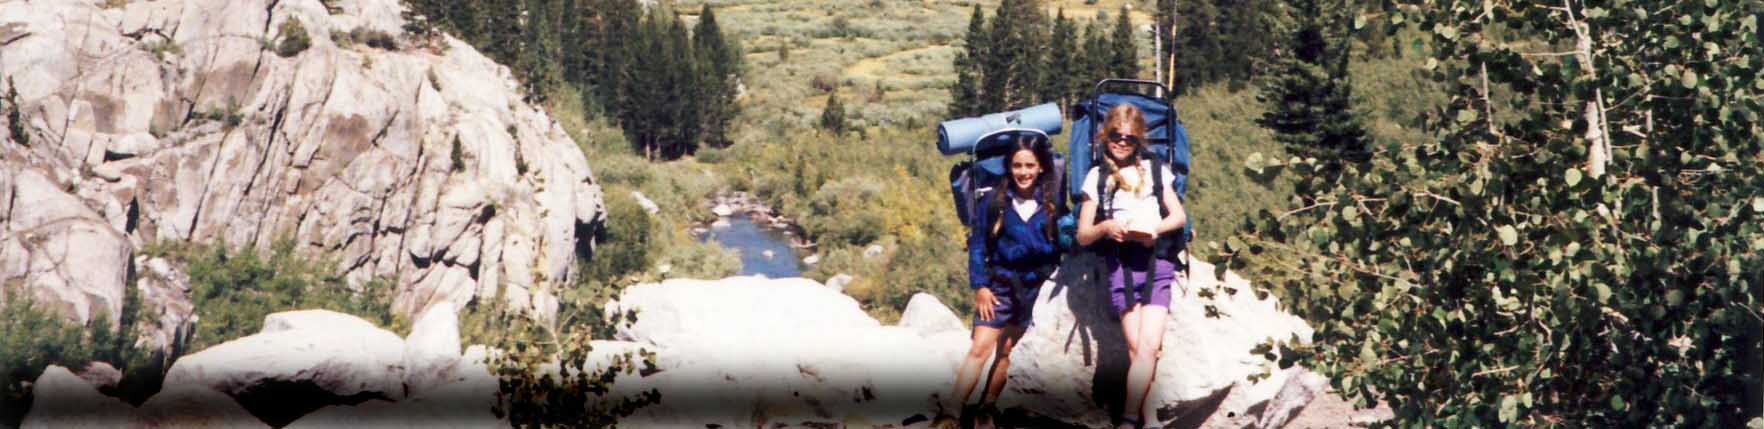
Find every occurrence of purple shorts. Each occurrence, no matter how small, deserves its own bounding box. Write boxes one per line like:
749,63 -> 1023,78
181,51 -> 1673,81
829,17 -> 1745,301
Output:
1106,246 -> 1179,315
974,275 -> 1040,328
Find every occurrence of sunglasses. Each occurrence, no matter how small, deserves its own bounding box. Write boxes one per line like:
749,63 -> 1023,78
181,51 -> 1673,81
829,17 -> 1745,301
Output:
1107,132 -> 1141,146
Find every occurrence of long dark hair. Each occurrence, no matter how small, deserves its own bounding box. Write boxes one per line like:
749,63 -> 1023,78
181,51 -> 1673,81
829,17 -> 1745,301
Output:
990,133 -> 1060,244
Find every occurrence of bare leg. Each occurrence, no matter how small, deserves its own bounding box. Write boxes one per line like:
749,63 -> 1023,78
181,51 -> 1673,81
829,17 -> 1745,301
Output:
980,324 -> 1028,403
950,326 -> 1005,412
1123,305 -> 1170,426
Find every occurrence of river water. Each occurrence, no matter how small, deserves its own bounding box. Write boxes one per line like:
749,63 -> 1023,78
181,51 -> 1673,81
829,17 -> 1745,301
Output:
700,216 -> 803,278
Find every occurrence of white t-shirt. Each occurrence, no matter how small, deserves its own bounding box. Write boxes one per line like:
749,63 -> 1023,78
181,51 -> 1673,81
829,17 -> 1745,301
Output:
1080,161 -> 1176,224
1010,193 -> 1040,221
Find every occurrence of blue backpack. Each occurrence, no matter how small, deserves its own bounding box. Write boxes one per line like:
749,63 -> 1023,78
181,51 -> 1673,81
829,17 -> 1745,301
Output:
1065,80 -> 1194,258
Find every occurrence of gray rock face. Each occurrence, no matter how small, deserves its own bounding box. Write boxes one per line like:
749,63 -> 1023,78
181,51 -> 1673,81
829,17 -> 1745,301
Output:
0,0 -> 605,338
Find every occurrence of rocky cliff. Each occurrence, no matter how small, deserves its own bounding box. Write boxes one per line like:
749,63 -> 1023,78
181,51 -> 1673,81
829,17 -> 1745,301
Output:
0,0 -> 604,346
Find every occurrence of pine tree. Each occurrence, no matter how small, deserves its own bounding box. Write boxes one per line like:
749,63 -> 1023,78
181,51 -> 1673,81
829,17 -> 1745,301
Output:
659,11 -> 700,159
1255,0 -> 1365,165
819,86 -> 847,135
480,0 -> 524,65
1108,5 -> 1138,79
516,0 -> 564,101
590,0 -> 641,115
946,5 -> 986,118
979,0 -> 1048,111
693,4 -> 741,148
1047,9 -> 1078,111
1172,0 -> 1221,93
1080,16 -> 1111,91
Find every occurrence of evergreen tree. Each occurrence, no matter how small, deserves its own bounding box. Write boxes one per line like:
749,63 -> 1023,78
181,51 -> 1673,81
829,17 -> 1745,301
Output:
590,0 -> 641,115
516,0 -> 565,101
1047,9 -> 1079,111
819,86 -> 847,135
1172,0 -> 1222,93
979,0 -> 1048,111
660,12 -> 700,159
693,5 -> 741,148
1108,5 -> 1138,79
1080,15 -> 1111,91
1255,0 -> 1366,166
947,5 -> 986,118
480,0 -> 524,65
1216,0 -> 1276,87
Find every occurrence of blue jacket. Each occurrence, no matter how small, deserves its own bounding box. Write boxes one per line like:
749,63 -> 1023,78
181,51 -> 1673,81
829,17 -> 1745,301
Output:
968,197 -> 1061,290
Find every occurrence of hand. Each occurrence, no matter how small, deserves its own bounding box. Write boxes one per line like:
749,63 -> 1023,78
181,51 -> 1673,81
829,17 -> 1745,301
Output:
975,288 -> 998,321
1101,220 -> 1126,242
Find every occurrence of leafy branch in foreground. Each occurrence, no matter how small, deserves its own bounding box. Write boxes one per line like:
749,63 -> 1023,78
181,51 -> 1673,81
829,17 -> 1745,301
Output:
1215,0 -> 1763,426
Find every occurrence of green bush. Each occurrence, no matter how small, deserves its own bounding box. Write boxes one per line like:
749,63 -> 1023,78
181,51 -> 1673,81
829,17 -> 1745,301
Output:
2,286 -> 163,427
275,18 -> 311,58
579,188 -> 654,283
159,240 -> 403,352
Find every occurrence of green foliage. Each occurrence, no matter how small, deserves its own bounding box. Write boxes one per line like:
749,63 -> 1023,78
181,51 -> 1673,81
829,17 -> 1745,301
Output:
1172,0 -> 1278,93
1213,0 -> 1764,425
2,285 -> 166,427
693,5 -> 743,148
578,190 -> 655,283
1106,5 -> 1137,79
194,97 -> 244,129
947,4 -> 987,118
450,135 -> 465,172
406,0 -> 740,161
1047,10 -> 1081,110
275,17 -> 311,58
978,0 -> 1050,112
334,27 -> 400,50
143,38 -> 182,62
163,240 -> 404,352
1255,0 -> 1368,166
819,86 -> 848,135
4,78 -> 25,147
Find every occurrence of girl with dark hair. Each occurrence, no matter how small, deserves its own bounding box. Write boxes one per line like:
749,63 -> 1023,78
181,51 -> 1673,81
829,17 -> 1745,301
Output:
1076,104 -> 1187,429
936,133 -> 1064,429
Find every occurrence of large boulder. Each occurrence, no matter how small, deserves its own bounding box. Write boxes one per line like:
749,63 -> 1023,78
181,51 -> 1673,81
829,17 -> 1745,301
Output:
997,254 -> 1319,428
134,384 -> 269,429
897,292 -> 967,339
20,366 -> 135,429
0,0 -> 605,324
403,304 -> 463,397
163,310 -> 406,426
607,277 -> 961,427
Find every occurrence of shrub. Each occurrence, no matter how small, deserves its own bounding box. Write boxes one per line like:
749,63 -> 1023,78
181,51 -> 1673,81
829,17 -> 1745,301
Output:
275,18 -> 311,57
163,240 -> 403,351
2,286 -> 164,427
